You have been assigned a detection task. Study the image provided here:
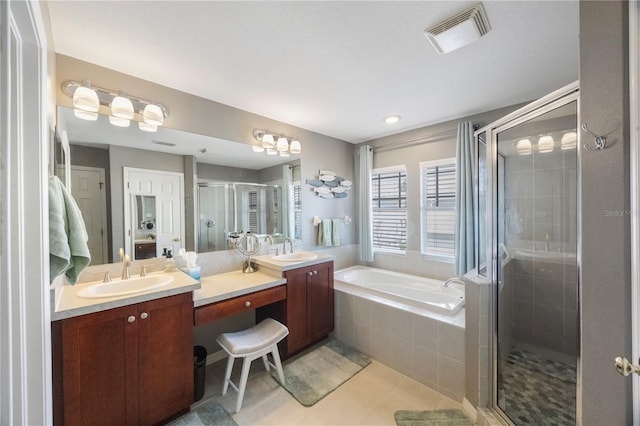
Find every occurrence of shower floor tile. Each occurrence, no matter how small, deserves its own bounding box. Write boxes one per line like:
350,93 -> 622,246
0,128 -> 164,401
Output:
499,344 -> 576,425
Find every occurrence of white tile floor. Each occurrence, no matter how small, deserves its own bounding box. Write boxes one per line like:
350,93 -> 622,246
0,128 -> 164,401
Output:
191,348 -> 464,426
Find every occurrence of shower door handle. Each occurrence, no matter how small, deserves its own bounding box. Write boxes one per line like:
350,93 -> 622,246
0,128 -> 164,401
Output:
615,356 -> 640,376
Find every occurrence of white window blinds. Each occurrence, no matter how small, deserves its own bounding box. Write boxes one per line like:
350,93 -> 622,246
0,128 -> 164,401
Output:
420,160 -> 456,258
371,167 -> 407,251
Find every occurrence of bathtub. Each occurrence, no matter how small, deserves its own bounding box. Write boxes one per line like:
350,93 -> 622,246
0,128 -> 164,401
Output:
334,265 -> 465,315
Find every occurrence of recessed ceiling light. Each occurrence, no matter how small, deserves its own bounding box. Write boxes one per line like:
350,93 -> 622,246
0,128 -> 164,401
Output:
384,115 -> 401,124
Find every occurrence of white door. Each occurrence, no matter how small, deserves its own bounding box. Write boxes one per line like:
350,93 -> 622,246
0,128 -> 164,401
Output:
124,168 -> 184,259
69,166 -> 108,264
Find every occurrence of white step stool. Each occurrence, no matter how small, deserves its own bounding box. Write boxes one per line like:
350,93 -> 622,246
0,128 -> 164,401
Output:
216,318 -> 289,413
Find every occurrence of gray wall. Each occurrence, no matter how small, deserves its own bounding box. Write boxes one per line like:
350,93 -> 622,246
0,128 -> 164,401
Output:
197,162 -> 260,183
580,2 -> 631,424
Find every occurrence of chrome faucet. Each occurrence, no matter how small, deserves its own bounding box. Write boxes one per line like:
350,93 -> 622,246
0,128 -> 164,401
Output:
119,247 -> 130,280
443,277 -> 464,288
283,238 -> 294,255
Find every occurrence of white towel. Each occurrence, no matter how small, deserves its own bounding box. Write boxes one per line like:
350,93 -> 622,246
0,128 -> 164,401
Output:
49,176 -> 91,284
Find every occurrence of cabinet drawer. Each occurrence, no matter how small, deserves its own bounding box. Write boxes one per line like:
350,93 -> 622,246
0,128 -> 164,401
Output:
194,285 -> 286,325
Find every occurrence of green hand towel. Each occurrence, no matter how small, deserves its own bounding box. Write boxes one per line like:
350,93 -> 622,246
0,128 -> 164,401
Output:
331,218 -> 341,246
317,218 -> 333,246
49,176 -> 91,284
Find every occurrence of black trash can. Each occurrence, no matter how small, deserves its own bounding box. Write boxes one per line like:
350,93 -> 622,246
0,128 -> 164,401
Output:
193,345 -> 207,402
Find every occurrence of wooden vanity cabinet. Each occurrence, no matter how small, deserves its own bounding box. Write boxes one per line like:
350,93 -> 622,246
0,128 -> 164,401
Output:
259,261 -> 334,357
52,292 -> 193,426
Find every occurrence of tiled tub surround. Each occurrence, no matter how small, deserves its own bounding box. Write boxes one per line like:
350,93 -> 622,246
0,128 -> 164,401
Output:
334,271 -> 465,401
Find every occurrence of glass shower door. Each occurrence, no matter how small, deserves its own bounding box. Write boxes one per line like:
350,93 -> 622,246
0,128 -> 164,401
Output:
494,100 -> 578,425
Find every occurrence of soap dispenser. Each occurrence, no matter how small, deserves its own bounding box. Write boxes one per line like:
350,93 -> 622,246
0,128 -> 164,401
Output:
164,249 -> 177,272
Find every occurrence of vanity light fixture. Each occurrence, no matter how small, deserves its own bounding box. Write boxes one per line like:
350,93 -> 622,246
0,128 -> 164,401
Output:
261,133 -> 275,149
516,138 -> 532,155
289,139 -> 301,154
62,80 -> 169,132
561,132 -> 577,150
138,121 -> 158,132
72,80 -> 100,113
252,129 -> 302,156
109,115 -> 130,128
537,135 -> 555,153
276,136 -> 289,152
111,91 -> 134,120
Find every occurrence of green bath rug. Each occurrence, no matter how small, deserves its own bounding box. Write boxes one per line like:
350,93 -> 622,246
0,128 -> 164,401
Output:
394,409 -> 473,426
167,400 -> 237,426
275,339 -> 371,407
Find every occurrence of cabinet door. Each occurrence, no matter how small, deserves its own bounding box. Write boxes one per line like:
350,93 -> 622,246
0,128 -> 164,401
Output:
285,267 -> 310,354
60,305 -> 139,426
308,262 -> 334,341
137,293 -> 194,425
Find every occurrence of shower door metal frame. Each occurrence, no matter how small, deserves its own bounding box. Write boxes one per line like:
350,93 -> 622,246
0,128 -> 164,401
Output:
475,81 -> 581,425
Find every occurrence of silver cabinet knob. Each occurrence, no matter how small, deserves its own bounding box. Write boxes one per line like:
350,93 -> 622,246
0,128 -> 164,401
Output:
313,270 -> 318,275
308,271 -> 313,276
245,301 -> 251,307
128,315 -> 136,323
140,312 -> 149,320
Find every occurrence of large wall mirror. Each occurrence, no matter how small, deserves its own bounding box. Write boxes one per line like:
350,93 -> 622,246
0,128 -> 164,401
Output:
55,106 -> 301,266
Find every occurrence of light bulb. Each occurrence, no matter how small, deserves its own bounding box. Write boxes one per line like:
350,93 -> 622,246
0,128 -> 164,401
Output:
73,84 -> 99,112
74,108 -> 98,121
561,132 -> 577,150
143,104 -> 164,126
516,139 -> 531,155
109,115 -> 130,127
261,133 -> 275,149
111,92 -> 134,119
276,136 -> 289,152
138,121 -> 157,132
538,135 -> 555,153
289,139 -> 301,154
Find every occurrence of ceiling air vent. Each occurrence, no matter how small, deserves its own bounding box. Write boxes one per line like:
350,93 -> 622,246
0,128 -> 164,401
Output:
424,3 -> 491,54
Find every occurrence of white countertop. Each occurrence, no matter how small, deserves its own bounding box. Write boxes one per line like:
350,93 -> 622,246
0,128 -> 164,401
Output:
253,252 -> 335,272
193,270 -> 286,307
51,270 -> 200,321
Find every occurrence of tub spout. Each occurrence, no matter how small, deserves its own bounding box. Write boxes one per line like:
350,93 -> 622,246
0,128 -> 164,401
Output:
443,277 -> 464,288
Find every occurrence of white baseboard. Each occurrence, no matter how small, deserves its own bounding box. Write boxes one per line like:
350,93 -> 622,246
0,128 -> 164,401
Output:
207,350 -> 227,366
462,397 -> 478,422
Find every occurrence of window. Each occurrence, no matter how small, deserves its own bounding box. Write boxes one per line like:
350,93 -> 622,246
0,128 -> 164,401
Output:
420,159 -> 456,258
371,166 -> 407,251
293,180 -> 302,240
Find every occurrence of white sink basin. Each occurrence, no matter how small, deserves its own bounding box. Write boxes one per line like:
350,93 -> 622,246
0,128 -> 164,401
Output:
271,251 -> 318,262
77,274 -> 175,299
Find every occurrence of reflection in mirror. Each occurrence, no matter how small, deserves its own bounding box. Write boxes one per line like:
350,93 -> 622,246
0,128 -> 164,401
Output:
135,195 -> 156,230
198,182 -> 282,252
55,105 -> 302,266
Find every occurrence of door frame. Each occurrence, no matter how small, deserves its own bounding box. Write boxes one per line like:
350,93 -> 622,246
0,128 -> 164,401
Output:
629,1 -> 640,422
0,0 -> 51,424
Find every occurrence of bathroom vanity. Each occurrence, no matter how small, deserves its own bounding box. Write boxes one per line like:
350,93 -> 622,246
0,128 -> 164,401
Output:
50,252 -> 334,425
50,271 -> 200,426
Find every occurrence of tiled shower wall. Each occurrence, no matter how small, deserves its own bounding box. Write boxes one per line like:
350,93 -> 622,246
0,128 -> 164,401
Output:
503,256 -> 578,358
333,289 -> 465,401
